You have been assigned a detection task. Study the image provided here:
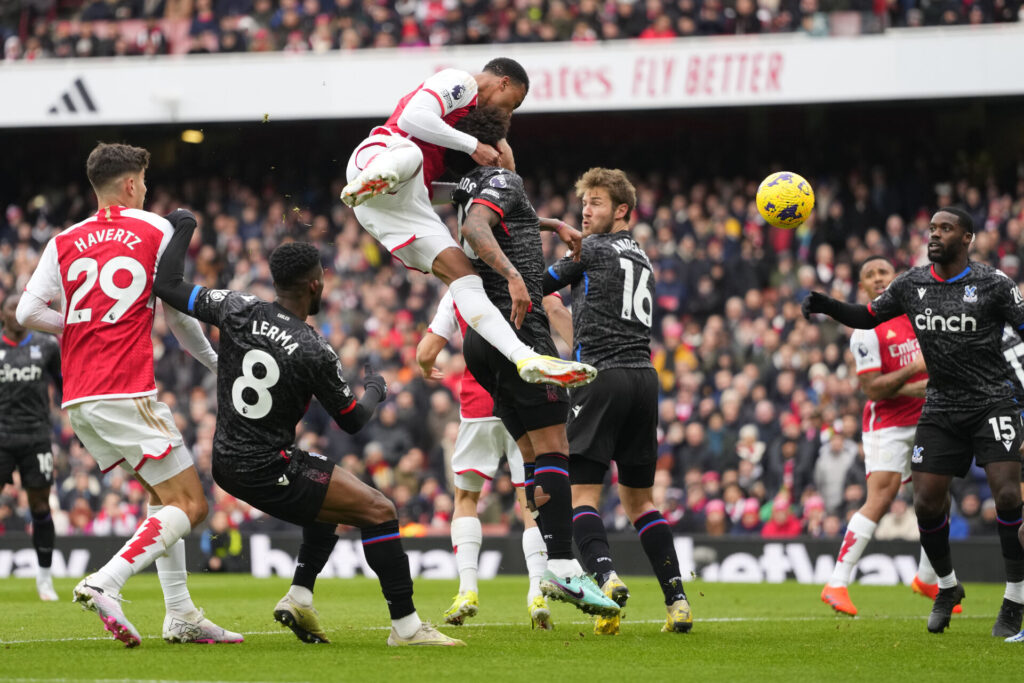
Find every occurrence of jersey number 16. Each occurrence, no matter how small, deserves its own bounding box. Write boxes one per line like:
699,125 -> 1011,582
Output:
619,258 -> 653,328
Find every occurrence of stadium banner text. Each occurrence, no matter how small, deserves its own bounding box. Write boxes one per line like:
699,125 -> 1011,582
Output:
0,533 -> 1007,583
1,25 -> 1023,128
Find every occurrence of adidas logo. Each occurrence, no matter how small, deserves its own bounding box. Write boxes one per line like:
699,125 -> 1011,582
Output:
47,78 -> 98,115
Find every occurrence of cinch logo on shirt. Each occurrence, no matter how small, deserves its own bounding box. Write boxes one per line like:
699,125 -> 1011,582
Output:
0,363 -> 42,383
913,310 -> 977,333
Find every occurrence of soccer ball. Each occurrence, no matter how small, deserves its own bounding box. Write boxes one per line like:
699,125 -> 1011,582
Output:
756,171 -> 815,229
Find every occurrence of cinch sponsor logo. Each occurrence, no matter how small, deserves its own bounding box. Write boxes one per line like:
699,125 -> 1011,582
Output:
913,309 -> 977,332
0,364 -> 42,382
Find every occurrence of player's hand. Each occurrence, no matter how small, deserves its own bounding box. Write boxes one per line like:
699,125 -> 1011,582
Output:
802,291 -> 831,320
362,365 -> 387,399
165,208 -> 197,231
909,353 -> 927,374
555,222 -> 583,261
508,273 -> 530,329
419,364 -> 444,381
471,142 -> 500,168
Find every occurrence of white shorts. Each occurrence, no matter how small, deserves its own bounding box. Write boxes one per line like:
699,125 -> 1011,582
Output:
863,425 -> 916,483
346,132 -> 460,273
452,417 -> 525,492
68,396 -> 193,486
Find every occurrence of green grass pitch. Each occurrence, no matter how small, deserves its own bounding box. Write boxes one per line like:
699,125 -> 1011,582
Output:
2,575 -> 1023,682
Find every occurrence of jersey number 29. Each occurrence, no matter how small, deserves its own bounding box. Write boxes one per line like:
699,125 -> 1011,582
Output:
619,258 -> 653,328
65,256 -> 147,324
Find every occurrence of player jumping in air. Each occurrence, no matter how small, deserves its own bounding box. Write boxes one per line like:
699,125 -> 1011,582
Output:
0,294 -> 61,601
417,291 -> 553,630
340,58 -> 596,390
804,207 -> 1024,636
154,224 -> 463,647
17,143 -> 240,647
542,168 -> 693,635
820,256 -> 954,616
448,107 -> 619,617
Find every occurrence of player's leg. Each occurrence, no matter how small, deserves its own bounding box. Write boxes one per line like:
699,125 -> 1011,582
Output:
983,460 -> 1024,637
16,442 -> 58,601
822,466 -> 901,616
527,423 -> 618,616
274,522 -> 338,644
619,480 -> 692,634
572,479 -> 625,635
432,248 -> 596,388
315,464 -> 463,646
135,475 -> 242,644
25,485 -> 57,601
445,486 -> 483,625
516,488 -> 551,629
341,135 -> 422,206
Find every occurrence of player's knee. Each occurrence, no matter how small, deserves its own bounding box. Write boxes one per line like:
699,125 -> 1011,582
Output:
184,497 -> 209,526
369,491 -> 397,524
912,493 -> 944,520
992,486 -> 1022,512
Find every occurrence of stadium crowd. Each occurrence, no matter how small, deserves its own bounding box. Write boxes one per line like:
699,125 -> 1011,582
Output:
2,0 -> 1021,61
1,156 -> 1022,545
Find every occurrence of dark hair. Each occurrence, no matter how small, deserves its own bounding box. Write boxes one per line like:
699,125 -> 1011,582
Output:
857,254 -> 893,279
86,143 -> 150,193
937,206 -> 974,234
483,57 -> 530,93
454,106 -> 510,148
270,242 -> 321,288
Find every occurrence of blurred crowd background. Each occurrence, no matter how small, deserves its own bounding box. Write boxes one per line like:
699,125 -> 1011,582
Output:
2,0 -> 1021,61
3,124 -> 1023,549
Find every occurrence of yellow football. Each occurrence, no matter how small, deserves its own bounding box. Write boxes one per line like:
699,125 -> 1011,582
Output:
756,171 -> 815,229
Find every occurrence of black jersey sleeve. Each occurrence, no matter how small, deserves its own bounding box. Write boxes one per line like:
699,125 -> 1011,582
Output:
45,337 -> 62,402
543,242 -> 589,294
867,272 -> 908,323
468,170 -> 523,218
995,272 -> 1024,337
309,339 -> 383,433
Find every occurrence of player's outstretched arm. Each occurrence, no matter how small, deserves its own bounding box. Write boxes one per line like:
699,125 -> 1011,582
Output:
460,203 -> 530,328
416,332 -> 447,380
325,367 -> 388,434
538,217 -> 582,260
801,291 -> 878,328
153,210 -> 201,313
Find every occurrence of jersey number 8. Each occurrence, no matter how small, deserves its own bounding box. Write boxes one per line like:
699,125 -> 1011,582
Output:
232,349 -> 280,419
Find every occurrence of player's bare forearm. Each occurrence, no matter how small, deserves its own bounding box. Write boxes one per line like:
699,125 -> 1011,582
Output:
544,294 -> 573,347
415,332 -> 447,379
860,360 -> 922,401
539,218 -> 582,260
896,379 -> 928,398
462,206 -> 520,283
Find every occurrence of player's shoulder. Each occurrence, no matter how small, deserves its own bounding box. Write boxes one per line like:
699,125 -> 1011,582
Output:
423,68 -> 478,104
849,326 -> 876,346
121,208 -> 172,233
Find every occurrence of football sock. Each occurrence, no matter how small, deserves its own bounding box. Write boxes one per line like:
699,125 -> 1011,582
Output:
293,522 -> 339,593
451,516 -> 482,594
361,520 -> 416,620
148,506 -> 197,615
938,571 -> 959,590
634,510 -> 687,605
572,506 -> 615,586
917,515 -> 954,580
30,509 -> 54,570
533,452 -> 573,560
392,611 -> 423,639
522,525 -> 547,600
996,507 -> 1024,588
94,505 -> 191,594
363,144 -> 422,183
287,585 -> 314,607
828,512 -> 876,587
448,275 -> 533,364
1005,581 -> 1024,604
917,548 -> 938,585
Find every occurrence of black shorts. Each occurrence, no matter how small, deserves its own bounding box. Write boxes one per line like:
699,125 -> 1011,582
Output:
913,401 -> 1024,478
0,439 -> 54,489
213,448 -> 334,527
568,367 -> 658,489
463,327 -> 569,441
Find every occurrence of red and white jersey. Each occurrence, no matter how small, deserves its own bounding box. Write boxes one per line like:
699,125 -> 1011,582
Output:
850,314 -> 927,431
381,68 -> 478,188
426,291 -> 494,420
24,205 -> 174,407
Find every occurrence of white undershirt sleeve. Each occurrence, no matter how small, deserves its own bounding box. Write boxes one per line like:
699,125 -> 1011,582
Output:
163,302 -> 218,373
15,291 -> 64,335
397,90 -> 478,155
